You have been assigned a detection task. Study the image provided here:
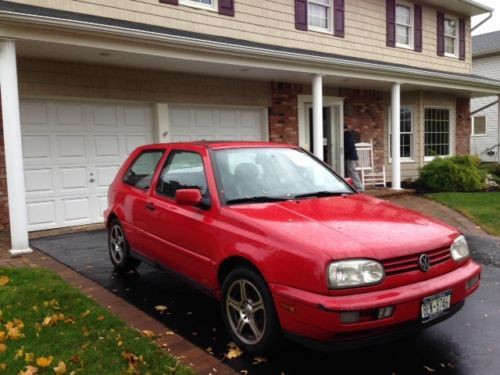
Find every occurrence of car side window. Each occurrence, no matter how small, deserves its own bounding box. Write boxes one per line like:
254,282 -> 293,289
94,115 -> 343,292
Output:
156,151 -> 208,198
123,150 -> 164,190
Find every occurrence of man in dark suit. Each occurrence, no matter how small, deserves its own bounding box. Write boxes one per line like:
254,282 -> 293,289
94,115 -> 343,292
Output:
344,124 -> 364,191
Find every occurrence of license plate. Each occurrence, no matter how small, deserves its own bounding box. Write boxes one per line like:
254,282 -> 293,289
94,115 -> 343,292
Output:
421,290 -> 452,322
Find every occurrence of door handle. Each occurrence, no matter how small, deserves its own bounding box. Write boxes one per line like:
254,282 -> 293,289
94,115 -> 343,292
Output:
145,202 -> 155,211
89,178 -> 95,183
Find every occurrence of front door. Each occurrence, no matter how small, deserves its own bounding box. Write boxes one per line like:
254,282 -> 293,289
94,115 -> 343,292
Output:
306,104 -> 343,174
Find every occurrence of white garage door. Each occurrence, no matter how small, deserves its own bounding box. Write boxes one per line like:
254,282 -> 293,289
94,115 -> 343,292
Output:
21,100 -> 153,231
168,106 -> 266,141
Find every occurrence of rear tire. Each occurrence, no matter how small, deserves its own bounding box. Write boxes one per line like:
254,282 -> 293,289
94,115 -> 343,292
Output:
108,219 -> 140,272
221,267 -> 281,355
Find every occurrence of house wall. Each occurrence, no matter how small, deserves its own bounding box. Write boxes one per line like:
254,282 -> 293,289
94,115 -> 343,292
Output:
471,54 -> 500,162
269,82 -> 302,145
18,59 -> 271,107
11,0 -> 471,74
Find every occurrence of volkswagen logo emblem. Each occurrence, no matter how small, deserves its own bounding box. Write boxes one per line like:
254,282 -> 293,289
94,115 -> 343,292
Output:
419,254 -> 431,272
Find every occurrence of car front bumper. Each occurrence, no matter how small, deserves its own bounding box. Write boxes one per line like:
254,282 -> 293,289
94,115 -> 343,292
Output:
270,259 -> 481,348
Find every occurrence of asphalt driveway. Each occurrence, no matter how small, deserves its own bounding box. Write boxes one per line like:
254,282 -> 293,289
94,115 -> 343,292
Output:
30,224 -> 500,375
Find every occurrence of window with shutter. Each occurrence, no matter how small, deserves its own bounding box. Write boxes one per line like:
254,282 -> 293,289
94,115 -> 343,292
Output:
387,0 -> 396,47
444,15 -> 459,57
161,0 -> 234,16
459,18 -> 466,60
437,11 -> 445,56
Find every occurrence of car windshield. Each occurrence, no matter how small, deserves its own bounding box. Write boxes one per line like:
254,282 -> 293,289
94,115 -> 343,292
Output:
213,147 -> 353,204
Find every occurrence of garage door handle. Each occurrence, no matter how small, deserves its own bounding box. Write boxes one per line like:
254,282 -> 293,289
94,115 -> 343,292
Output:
145,202 -> 155,211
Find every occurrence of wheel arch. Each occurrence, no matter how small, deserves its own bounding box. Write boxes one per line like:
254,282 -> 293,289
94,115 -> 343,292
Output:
217,256 -> 265,286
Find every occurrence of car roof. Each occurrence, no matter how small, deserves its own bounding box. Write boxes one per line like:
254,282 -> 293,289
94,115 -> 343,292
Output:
135,141 -> 299,151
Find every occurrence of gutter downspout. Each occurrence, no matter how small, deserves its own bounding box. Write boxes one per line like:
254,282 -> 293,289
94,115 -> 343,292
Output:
472,12 -> 493,32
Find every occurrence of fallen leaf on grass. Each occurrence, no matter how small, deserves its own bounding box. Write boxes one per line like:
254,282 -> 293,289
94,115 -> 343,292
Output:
0,331 -> 4,343
226,342 -> 243,360
0,343 -> 6,353
97,316 -> 105,321
141,330 -> 155,338
36,356 -> 53,368
154,305 -> 168,314
6,326 -> 24,340
25,353 -> 35,364
53,361 -> 67,375
19,365 -> 38,375
0,363 -> 6,371
0,276 -> 10,286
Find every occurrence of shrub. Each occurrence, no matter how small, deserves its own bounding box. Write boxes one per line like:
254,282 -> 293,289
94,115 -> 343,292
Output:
416,156 -> 485,193
488,163 -> 500,177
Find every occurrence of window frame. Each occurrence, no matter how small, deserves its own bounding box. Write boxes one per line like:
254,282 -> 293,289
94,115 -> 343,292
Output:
307,0 -> 334,34
155,149 -> 209,200
472,115 -> 487,136
423,106 -> 455,162
444,14 -> 459,58
388,105 -> 415,162
395,1 -> 414,50
179,0 -> 218,12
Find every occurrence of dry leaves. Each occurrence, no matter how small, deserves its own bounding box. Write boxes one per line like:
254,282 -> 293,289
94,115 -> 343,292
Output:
36,356 -> 54,368
53,361 -> 67,375
252,356 -> 267,365
154,305 -> 168,314
226,342 -> 243,360
141,330 -> 155,338
0,343 -> 6,353
19,365 -> 38,375
0,276 -> 10,286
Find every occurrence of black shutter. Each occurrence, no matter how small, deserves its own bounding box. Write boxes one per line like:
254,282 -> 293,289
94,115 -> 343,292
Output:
414,4 -> 422,52
159,0 -> 178,5
437,11 -> 445,56
459,18 -> 466,60
295,0 -> 308,31
386,0 -> 396,47
219,0 -> 234,16
333,0 -> 345,37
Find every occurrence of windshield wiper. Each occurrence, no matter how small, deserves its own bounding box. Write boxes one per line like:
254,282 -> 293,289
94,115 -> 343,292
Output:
226,196 -> 290,205
294,191 -> 352,199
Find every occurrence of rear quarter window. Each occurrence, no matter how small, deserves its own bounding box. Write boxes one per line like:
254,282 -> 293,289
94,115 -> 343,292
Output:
123,150 -> 164,189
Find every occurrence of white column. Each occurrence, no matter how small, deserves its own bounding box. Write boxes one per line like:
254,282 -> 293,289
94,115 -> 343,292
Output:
312,74 -> 323,160
391,82 -> 401,190
0,40 -> 31,255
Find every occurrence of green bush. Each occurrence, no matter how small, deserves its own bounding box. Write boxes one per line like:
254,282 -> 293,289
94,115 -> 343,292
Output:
416,156 -> 485,193
488,163 -> 500,177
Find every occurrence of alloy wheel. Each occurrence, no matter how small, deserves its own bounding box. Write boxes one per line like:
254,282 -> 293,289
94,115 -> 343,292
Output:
109,224 -> 125,264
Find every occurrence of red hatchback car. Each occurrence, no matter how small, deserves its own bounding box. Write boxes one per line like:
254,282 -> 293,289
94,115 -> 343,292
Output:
104,141 -> 481,353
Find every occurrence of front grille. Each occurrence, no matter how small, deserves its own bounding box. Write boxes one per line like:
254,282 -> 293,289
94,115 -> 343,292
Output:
382,246 -> 451,276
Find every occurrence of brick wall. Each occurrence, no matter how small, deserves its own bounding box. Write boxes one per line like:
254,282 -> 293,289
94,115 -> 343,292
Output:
341,88 -> 386,167
456,97 -> 471,156
0,99 -> 9,234
268,82 -> 302,144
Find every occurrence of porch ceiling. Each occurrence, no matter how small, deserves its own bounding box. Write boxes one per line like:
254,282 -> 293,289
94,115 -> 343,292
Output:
14,39 -> 490,98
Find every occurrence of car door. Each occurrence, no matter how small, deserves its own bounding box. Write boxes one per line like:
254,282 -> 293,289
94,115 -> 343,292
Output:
120,148 -> 166,257
143,148 -> 217,288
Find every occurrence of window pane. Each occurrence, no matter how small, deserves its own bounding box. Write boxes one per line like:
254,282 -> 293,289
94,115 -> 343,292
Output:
445,19 -> 456,36
424,108 -> 450,157
473,116 -> 486,135
396,25 -> 410,45
157,151 -> 207,198
390,107 -> 413,159
396,5 -> 411,25
445,37 -> 455,54
308,3 -> 329,29
124,151 -> 164,189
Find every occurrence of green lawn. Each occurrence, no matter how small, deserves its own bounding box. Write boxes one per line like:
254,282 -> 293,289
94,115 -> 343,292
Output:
0,268 -> 193,375
427,192 -> 500,237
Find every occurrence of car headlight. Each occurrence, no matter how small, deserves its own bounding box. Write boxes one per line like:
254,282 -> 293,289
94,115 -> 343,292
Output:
450,235 -> 470,261
327,259 -> 385,289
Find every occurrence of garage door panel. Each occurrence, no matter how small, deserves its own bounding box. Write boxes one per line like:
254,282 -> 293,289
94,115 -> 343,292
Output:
60,167 -> 88,193
170,108 -> 190,129
87,104 -> 120,130
27,201 -> 57,227
94,135 -> 120,158
25,169 -> 54,194
23,135 -> 52,162
125,135 -> 149,154
62,197 -> 91,223
193,109 -> 215,128
95,165 -> 120,188
93,195 -> 109,221
20,101 -> 49,129
55,103 -> 85,129
241,110 -> 261,129
124,106 -> 150,128
219,110 -> 238,129
57,135 -> 86,160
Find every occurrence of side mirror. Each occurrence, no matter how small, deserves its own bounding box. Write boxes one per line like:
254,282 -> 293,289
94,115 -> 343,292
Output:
345,177 -> 354,187
176,189 -> 202,206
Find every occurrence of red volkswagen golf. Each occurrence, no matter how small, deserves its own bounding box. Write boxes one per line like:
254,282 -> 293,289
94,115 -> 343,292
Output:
104,142 -> 481,353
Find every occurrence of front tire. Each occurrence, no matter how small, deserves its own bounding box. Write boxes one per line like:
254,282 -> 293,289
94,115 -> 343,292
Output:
108,220 -> 140,272
221,267 -> 281,354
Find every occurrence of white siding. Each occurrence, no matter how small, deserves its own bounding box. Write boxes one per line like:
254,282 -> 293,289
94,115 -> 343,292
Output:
471,55 -> 500,162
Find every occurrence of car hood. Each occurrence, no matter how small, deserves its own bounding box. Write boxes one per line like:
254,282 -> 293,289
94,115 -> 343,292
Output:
224,194 -> 459,261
